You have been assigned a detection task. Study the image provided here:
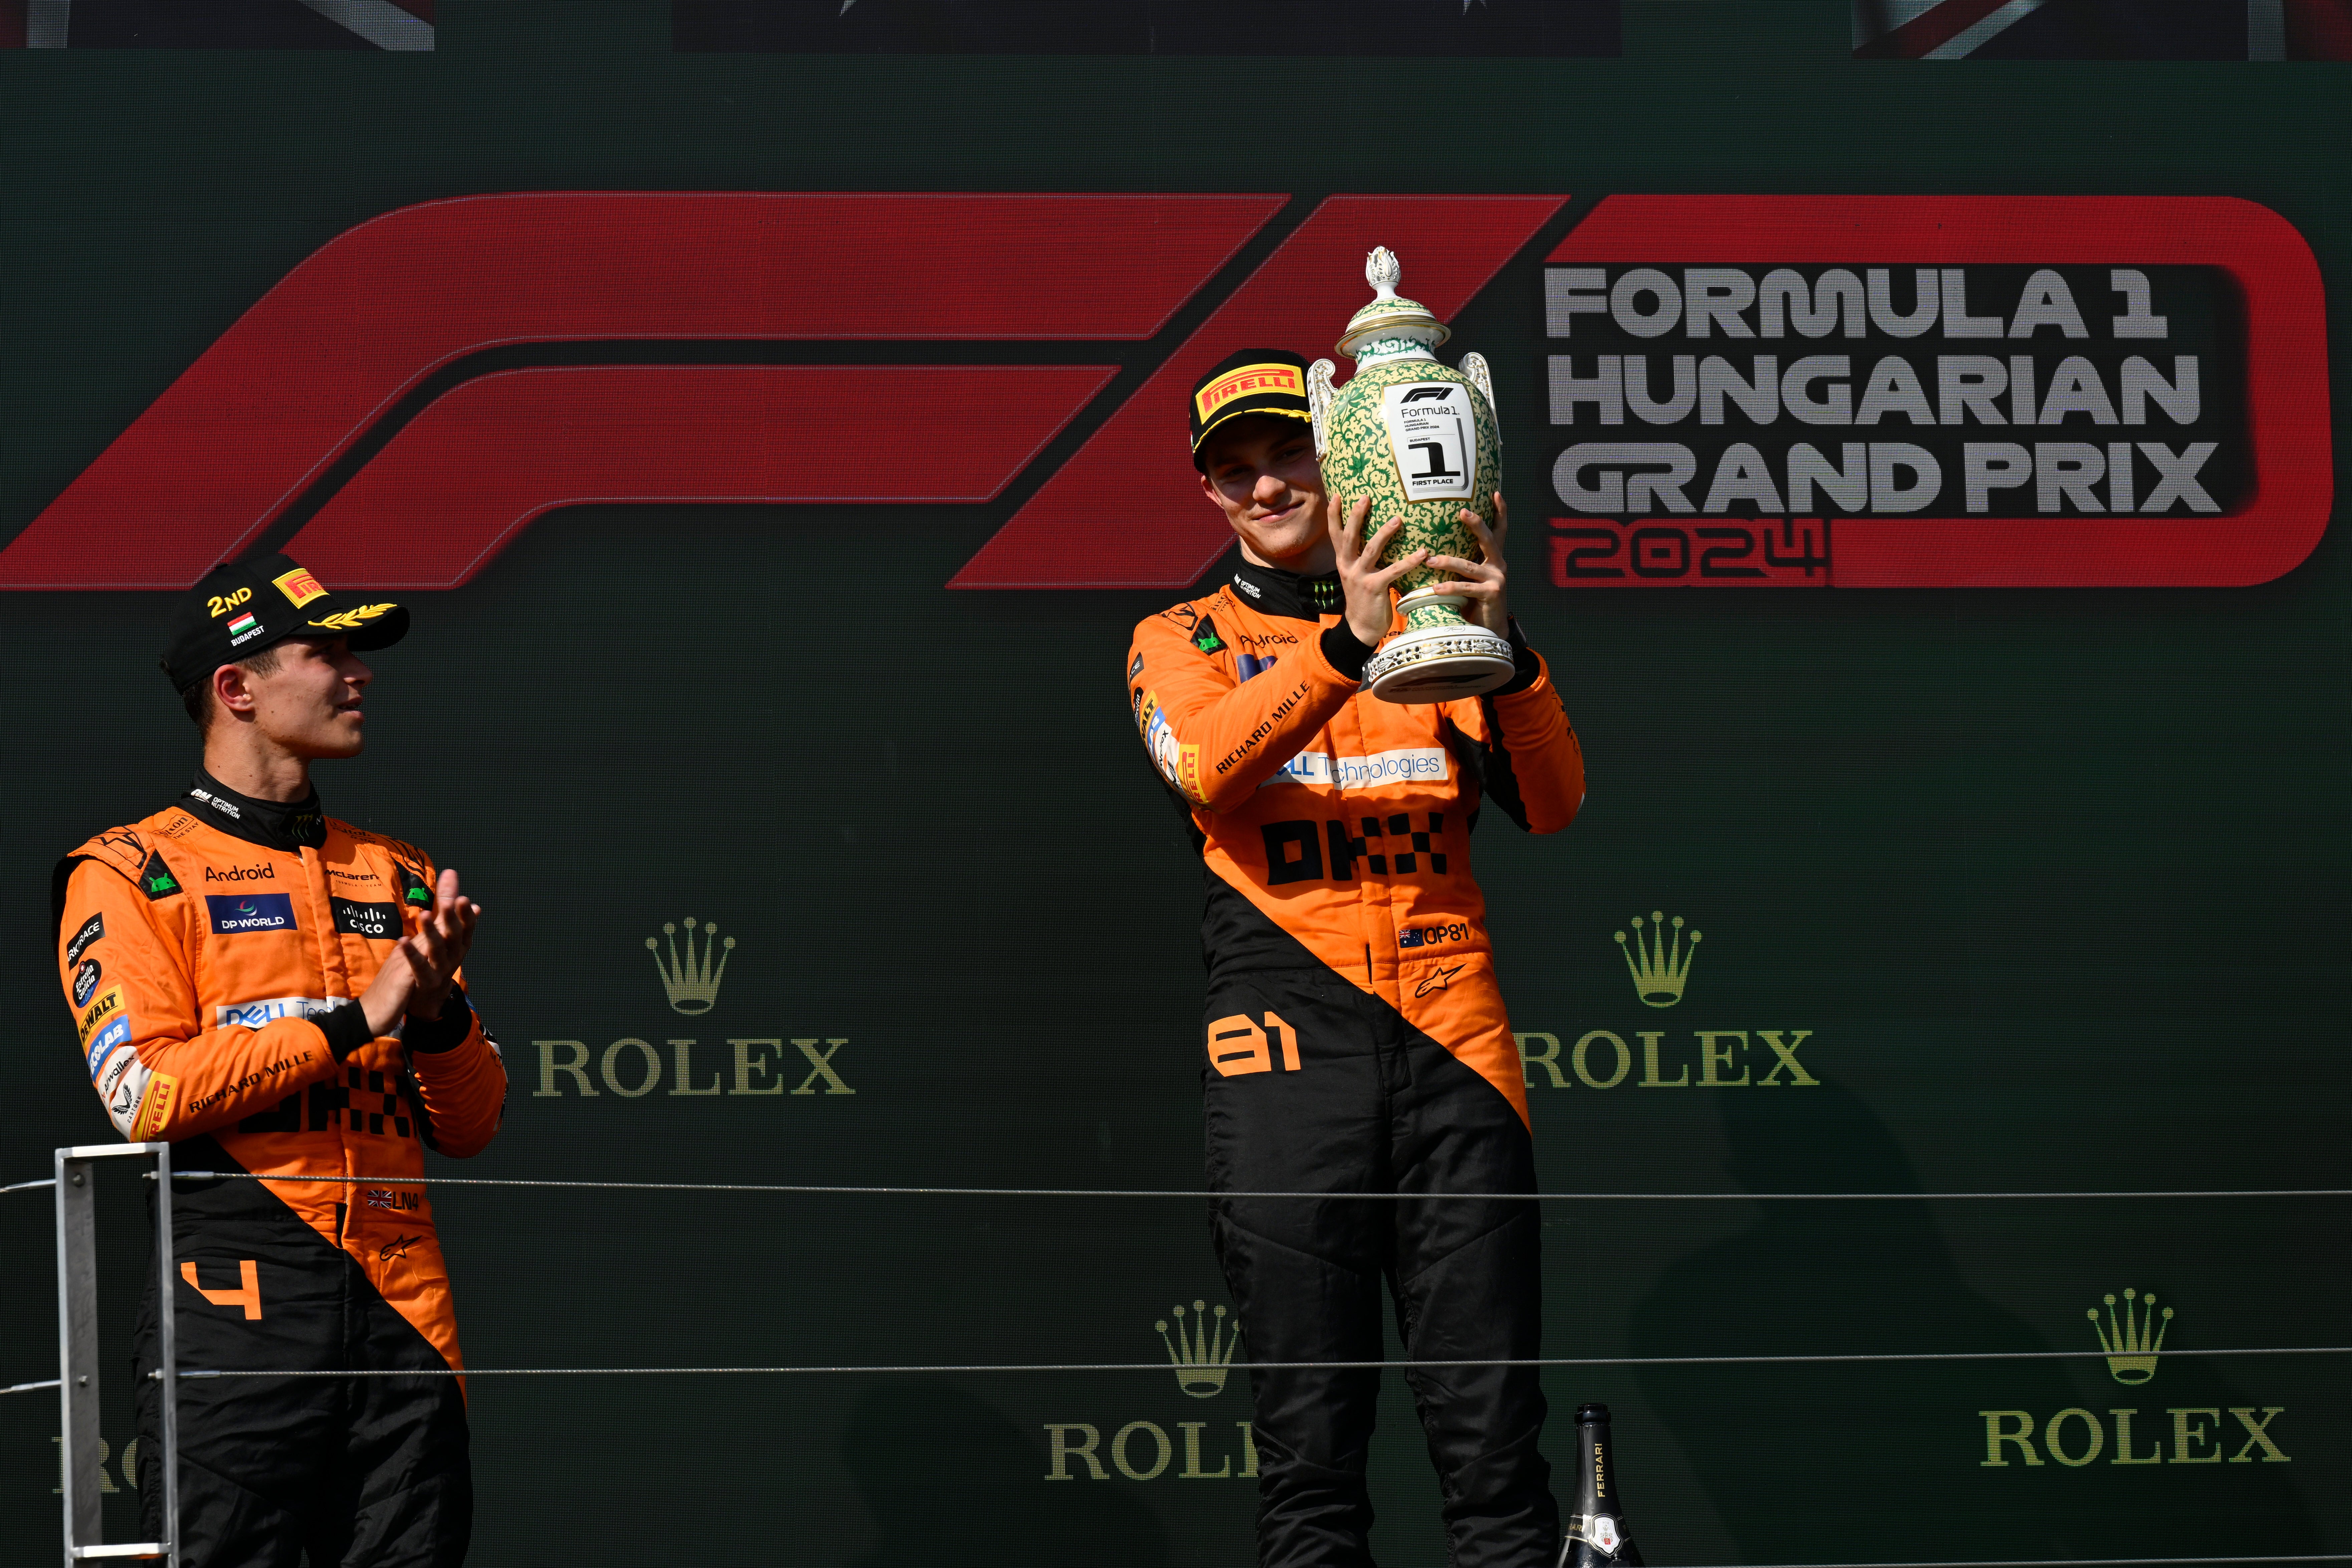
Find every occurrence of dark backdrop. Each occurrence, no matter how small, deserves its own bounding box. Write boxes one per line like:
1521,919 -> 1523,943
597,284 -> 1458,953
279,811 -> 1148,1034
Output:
0,3 -> 2344,1564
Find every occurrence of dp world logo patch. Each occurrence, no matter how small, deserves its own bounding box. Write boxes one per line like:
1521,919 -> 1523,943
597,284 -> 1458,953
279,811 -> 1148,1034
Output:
207,893 -> 296,934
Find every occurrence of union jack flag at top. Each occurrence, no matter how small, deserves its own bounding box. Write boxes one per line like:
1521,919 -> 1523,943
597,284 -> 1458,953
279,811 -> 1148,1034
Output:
1,0 -> 433,49
1855,0 -> 2352,58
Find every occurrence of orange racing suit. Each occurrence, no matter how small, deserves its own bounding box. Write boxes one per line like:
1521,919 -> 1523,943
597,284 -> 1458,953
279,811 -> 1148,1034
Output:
1129,559 -> 1583,1567
53,773 -> 505,1565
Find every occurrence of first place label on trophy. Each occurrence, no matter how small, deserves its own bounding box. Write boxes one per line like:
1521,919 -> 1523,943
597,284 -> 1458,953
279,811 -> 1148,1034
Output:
1379,382 -> 1479,502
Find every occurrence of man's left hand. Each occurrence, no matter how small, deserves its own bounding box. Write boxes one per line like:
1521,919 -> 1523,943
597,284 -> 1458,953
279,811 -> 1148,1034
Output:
401,868 -> 481,1022
1425,492 -> 1512,636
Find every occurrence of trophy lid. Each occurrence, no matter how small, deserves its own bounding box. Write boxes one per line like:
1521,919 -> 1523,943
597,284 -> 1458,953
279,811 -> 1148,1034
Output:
1336,246 -> 1452,361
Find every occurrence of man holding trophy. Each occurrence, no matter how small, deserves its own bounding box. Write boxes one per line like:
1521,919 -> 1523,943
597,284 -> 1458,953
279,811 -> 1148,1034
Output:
1126,252 -> 1587,1564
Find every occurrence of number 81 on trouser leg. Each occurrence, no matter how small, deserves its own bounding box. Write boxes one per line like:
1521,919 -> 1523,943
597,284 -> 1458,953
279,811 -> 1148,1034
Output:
1208,1013 -> 1300,1077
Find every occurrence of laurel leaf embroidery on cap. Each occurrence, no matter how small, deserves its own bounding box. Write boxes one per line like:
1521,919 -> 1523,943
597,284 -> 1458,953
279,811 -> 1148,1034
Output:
306,604 -> 398,632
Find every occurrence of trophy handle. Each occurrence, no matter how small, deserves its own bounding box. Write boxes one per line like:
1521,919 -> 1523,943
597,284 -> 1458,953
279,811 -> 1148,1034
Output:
1306,357 -> 1337,458
1458,351 -> 1498,444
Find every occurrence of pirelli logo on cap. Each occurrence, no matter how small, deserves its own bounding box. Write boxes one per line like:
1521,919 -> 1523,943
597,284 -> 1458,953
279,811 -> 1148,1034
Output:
272,566 -> 328,608
1194,362 -> 1302,424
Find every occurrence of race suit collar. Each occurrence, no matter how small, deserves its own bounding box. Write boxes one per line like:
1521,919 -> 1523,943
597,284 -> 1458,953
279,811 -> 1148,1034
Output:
186,768 -> 328,852
1231,560 -> 1344,622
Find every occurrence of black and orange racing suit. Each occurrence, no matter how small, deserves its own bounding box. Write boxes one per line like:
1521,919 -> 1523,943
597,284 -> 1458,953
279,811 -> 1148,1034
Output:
52,772 -> 506,1567
1129,559 -> 1585,1567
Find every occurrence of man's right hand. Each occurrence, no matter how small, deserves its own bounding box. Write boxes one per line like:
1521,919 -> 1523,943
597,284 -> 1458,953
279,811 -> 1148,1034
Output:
399,868 -> 481,1024
1330,496 -> 1426,649
359,944 -> 416,1038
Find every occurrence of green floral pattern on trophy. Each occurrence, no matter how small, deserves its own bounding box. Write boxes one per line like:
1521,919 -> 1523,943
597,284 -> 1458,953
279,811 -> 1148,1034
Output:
1319,355 -> 1500,632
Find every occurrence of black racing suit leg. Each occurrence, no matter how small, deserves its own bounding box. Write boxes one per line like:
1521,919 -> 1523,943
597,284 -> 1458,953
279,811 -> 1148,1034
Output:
1204,966 -> 1394,1567
301,1278 -> 473,1568
135,1159 -> 348,1568
1388,1007 -> 1557,1566
133,1146 -> 472,1567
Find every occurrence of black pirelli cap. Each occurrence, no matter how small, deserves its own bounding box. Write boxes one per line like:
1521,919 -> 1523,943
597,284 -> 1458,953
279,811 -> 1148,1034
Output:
160,554 -> 410,693
1188,348 -> 1314,466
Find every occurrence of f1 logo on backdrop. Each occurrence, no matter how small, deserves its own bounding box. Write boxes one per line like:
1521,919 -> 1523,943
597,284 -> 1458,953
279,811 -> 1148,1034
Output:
0,192 -> 2325,594
0,192 -> 1565,594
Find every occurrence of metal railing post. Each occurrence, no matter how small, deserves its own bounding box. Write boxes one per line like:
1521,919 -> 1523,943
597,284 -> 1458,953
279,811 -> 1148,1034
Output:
54,1143 -> 173,1564
154,1141 -> 178,1568
54,1149 -> 100,1561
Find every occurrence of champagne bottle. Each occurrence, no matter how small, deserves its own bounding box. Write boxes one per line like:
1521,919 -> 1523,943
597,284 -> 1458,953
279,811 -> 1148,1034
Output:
1559,1402 -> 1644,1568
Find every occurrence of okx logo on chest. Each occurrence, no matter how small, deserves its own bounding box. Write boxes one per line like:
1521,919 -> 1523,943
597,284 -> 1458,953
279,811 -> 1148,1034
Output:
1264,813 -> 1449,886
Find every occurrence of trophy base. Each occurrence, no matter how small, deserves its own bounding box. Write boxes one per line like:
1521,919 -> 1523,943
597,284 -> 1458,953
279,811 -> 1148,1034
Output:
1363,622 -> 1516,703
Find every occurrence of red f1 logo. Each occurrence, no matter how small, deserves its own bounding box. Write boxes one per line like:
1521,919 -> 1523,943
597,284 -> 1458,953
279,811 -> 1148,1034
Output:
0,192 -> 1565,593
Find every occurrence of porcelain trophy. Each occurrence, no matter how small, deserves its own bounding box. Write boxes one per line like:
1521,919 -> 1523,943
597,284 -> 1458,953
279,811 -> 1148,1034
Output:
1308,246 -> 1516,703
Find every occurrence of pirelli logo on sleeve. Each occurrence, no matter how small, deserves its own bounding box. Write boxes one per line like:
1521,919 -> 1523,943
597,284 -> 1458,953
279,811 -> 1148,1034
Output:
131,1072 -> 179,1141
1194,362 -> 1303,424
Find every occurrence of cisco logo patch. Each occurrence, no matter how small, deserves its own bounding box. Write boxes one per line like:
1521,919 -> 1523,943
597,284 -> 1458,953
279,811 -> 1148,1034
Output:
333,898 -> 402,939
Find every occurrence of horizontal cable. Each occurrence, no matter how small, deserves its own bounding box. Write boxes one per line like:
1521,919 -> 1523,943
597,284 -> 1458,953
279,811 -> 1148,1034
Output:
162,1171 -> 2352,1203
179,1344 -> 2352,1379
2,1178 -> 55,1196
3,1378 -> 60,1396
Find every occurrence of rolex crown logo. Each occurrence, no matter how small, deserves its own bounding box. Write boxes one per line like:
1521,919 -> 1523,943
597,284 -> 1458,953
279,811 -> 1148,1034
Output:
2087,1287 -> 2173,1384
1615,911 -> 1700,1007
1156,1300 -> 1240,1399
646,917 -> 736,1015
